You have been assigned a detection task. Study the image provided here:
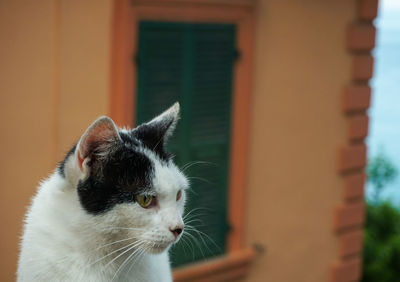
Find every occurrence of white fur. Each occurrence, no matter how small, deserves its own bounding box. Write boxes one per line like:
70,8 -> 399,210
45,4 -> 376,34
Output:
18,115 -> 188,282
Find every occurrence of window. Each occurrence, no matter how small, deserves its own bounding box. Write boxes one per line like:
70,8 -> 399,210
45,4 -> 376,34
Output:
136,21 -> 236,267
110,1 -> 256,279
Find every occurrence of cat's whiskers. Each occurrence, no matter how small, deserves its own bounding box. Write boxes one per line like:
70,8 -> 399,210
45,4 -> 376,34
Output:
101,226 -> 145,232
178,236 -> 189,256
182,229 -> 206,258
110,241 -> 147,281
111,237 -> 161,281
103,226 -> 145,230
183,206 -> 212,221
185,226 -> 214,256
179,236 -> 194,259
187,176 -> 214,185
102,239 -> 146,271
184,235 -> 196,260
181,161 -> 217,172
177,208 -> 222,260
92,236 -> 138,252
185,224 -> 222,254
184,218 -> 204,227
88,239 -> 142,268
120,245 -> 148,280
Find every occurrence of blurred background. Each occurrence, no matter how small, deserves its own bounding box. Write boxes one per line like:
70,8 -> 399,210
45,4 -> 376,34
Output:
0,0 -> 398,281
363,1 -> 400,281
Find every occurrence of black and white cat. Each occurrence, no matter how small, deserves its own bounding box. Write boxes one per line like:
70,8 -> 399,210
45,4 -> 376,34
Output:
18,103 -> 188,282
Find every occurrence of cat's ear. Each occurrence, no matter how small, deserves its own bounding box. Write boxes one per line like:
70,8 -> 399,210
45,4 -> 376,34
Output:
133,102 -> 180,150
76,116 -> 121,173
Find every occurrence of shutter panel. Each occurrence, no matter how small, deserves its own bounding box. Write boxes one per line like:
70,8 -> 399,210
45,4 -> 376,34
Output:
136,22 -> 235,267
136,22 -> 184,123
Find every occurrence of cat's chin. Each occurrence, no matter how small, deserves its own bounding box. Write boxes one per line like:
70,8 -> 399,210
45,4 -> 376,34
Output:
147,247 -> 167,254
146,242 -> 173,254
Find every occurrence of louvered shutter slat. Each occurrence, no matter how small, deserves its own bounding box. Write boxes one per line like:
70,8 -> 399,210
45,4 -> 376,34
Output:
136,22 -> 235,267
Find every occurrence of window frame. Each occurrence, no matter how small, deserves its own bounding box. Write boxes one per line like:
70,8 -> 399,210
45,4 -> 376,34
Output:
110,0 -> 256,280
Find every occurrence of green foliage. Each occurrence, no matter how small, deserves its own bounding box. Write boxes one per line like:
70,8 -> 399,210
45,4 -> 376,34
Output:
367,152 -> 398,202
363,152 -> 400,281
362,201 -> 400,282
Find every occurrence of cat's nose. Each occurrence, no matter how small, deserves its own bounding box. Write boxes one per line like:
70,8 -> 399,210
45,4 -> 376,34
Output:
169,225 -> 184,238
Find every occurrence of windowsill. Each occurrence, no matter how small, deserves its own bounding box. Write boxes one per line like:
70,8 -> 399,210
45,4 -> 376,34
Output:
173,248 -> 256,282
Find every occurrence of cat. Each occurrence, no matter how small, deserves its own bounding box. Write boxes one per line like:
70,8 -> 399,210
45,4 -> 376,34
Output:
17,103 -> 188,282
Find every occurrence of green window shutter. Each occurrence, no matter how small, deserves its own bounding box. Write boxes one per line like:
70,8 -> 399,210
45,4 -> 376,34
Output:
136,21 -> 236,267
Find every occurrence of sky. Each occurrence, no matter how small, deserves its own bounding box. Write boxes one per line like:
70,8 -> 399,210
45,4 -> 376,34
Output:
367,0 -> 400,203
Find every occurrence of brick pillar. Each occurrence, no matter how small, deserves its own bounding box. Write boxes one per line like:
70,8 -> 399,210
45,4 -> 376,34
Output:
331,0 -> 379,281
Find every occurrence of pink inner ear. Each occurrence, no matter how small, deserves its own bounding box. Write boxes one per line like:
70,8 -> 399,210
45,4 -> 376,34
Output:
77,117 -> 119,169
77,151 -> 84,170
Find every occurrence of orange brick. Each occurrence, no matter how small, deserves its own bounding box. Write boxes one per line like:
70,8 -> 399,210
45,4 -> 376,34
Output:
358,0 -> 379,21
348,115 -> 369,141
343,85 -> 371,112
352,55 -> 374,81
334,202 -> 365,231
338,144 -> 367,173
347,24 -> 376,51
339,230 -> 363,258
344,173 -> 365,200
331,258 -> 362,282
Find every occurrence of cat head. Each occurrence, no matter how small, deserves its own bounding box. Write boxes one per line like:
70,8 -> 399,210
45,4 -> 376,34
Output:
61,103 -> 188,253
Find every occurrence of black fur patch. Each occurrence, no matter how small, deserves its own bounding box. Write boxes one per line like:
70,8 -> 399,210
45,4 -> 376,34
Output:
77,133 -> 154,214
58,144 -> 77,178
119,131 -> 141,147
59,124 -> 176,214
131,120 -> 173,161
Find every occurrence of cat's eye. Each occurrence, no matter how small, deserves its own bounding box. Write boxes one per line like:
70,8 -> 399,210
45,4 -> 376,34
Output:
136,194 -> 155,208
176,190 -> 182,201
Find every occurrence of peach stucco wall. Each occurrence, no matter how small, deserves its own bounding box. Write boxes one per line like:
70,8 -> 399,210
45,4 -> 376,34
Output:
246,0 -> 355,281
0,0 -> 356,281
0,1 -> 111,281
0,2 -> 56,281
